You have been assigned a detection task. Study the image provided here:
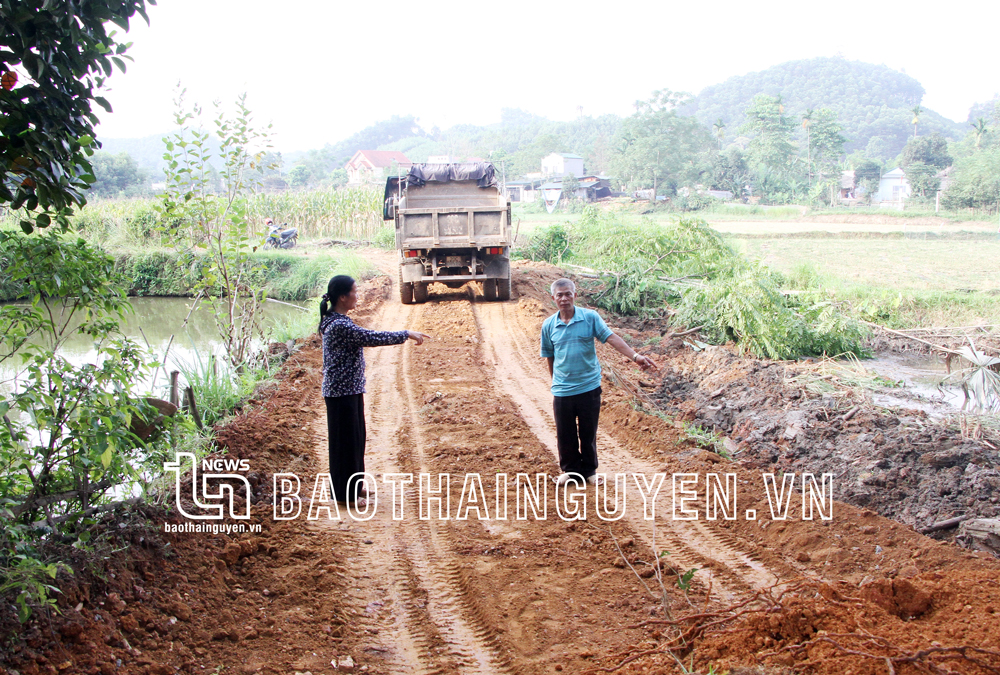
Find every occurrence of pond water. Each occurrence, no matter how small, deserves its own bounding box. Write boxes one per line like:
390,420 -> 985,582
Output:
865,352 -> 969,418
1,296 -> 313,398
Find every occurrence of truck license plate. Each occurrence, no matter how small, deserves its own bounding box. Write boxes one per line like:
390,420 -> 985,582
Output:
445,256 -> 465,266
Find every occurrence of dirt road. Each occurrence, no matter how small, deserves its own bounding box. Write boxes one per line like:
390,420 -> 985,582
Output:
286,268 -> 1000,674
7,262 -> 1000,675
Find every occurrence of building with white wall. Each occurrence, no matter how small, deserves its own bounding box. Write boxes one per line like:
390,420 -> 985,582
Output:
541,153 -> 585,178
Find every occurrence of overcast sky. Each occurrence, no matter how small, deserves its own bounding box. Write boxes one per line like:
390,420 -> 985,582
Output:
95,0 -> 1000,153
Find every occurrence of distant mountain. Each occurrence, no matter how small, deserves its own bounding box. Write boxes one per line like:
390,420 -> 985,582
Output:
100,133 -> 171,174
679,57 -> 966,158
966,94 -> 1000,123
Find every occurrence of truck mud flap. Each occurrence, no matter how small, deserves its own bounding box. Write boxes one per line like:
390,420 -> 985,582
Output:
401,262 -> 424,284
484,256 -> 509,278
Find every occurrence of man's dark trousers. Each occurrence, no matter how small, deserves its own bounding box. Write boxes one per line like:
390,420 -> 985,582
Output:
552,386 -> 601,477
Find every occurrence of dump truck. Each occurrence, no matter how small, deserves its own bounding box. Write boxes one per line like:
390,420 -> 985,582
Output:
384,162 -> 511,304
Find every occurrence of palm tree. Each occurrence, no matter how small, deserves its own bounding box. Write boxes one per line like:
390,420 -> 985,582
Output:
801,109 -> 814,183
971,117 -> 989,148
713,118 -> 726,149
911,106 -> 923,139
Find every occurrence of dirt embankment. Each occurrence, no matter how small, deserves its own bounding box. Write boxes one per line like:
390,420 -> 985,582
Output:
5,260 -> 1000,675
647,346 -> 1000,537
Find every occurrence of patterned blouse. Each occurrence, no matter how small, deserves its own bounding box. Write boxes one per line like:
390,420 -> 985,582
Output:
320,312 -> 408,397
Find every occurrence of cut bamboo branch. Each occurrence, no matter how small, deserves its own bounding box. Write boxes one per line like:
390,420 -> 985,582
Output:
919,514 -> 971,534
265,297 -> 311,312
861,320 -> 964,356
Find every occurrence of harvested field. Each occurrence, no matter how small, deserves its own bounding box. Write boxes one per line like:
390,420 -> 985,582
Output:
4,259 -> 1000,675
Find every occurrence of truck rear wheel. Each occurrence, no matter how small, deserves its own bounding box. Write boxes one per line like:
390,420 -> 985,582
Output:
413,282 -> 429,303
482,279 -> 497,301
497,273 -> 511,301
399,268 -> 414,304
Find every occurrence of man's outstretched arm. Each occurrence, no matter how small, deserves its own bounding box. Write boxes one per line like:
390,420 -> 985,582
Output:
605,333 -> 658,371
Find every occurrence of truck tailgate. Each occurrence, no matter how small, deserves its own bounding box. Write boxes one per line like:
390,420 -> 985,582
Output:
400,207 -> 508,248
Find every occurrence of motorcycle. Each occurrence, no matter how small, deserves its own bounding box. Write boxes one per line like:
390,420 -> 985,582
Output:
266,224 -> 298,249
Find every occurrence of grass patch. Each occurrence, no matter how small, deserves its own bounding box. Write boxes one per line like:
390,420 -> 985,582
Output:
172,345 -> 280,428
738,237 -> 1000,293
268,299 -> 321,343
740,237 -> 1000,329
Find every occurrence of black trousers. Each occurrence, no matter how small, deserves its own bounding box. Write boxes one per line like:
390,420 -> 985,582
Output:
325,394 -> 366,502
553,386 -> 601,478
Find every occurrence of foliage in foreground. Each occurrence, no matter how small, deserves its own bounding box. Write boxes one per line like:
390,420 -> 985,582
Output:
0,0 -> 152,232
0,231 -> 165,622
518,207 -> 868,359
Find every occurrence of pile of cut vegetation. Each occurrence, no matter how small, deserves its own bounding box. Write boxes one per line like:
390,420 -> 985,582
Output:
517,206 -> 867,360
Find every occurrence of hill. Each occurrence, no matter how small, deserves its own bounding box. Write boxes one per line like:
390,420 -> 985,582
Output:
679,56 -> 965,159
100,133 -> 171,174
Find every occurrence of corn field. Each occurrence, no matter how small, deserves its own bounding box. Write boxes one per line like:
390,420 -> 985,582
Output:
0,187 -> 386,245
245,187 -> 384,240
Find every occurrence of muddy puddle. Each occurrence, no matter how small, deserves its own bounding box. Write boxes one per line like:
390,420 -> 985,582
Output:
865,352 -> 968,418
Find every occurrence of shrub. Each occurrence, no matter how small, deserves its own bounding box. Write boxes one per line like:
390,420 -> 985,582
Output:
516,223 -> 572,263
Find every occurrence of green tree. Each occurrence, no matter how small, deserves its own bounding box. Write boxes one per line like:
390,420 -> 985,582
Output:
971,117 -> 990,149
801,109 -> 814,180
609,90 -> 714,197
89,151 -> 148,197
0,231 -> 155,622
900,132 -> 951,197
511,133 -> 566,178
561,173 -> 580,202
808,108 -> 847,178
911,105 -> 922,138
942,147 -> 1000,209
739,94 -> 795,172
0,0 -> 154,232
289,164 -> 312,189
711,146 -> 749,200
853,159 -> 882,202
327,168 -> 348,189
865,136 -> 890,161
713,118 -> 726,149
158,91 -> 274,370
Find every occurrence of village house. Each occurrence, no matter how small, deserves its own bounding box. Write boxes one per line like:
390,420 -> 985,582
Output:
540,152 -> 585,178
505,175 -> 543,203
345,150 -> 412,185
873,167 -> 910,209
840,170 -> 857,201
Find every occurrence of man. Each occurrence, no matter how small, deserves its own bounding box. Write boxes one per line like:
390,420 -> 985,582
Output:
540,278 -> 657,485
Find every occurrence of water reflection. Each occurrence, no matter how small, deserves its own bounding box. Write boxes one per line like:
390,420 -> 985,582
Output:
1,296 -> 311,396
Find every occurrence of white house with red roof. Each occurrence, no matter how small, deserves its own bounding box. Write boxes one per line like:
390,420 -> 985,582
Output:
345,150 -> 411,185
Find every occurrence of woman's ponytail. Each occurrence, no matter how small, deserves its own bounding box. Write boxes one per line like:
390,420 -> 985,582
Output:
318,275 -> 356,332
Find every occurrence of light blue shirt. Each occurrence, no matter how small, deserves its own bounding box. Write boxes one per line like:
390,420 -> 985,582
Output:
540,306 -> 613,397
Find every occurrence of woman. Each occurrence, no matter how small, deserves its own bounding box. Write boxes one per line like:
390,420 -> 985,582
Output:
319,275 -> 429,506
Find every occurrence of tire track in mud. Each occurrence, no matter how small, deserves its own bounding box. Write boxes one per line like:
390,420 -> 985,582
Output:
309,287 -> 512,675
471,299 -> 785,599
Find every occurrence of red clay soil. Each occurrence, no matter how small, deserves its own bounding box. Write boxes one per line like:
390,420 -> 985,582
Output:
3,261 -> 999,675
